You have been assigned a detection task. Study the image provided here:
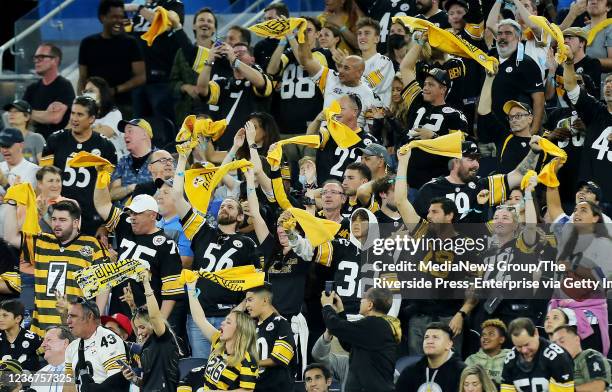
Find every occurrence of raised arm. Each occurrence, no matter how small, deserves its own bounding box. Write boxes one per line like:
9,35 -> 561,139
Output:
522,176 -> 538,246
141,271 -> 166,337
221,43 -> 267,89
506,135 -> 542,189
485,0 -> 502,35
559,0 -> 586,30
245,168 -> 270,245
196,46 -> 218,97
562,50 -> 578,92
93,170 -> 113,222
297,30 -> 323,76
545,158 -> 566,221
245,121 -> 273,196
267,37 -> 289,76
477,66 -> 497,115
171,146 -> 193,219
399,38 -> 423,86
185,279 -> 218,342
394,147 -> 420,232
512,0 -> 542,35
2,202 -> 22,248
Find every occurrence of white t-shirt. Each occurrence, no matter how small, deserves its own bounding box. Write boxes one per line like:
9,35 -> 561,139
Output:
312,66 -> 383,130
0,158 -> 39,194
65,326 -> 126,389
94,109 -> 127,159
363,53 -> 395,107
524,31 -> 550,80
30,363 -> 66,392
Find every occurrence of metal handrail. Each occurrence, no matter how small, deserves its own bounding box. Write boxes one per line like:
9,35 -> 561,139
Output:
0,0 -> 77,74
217,0 -> 283,36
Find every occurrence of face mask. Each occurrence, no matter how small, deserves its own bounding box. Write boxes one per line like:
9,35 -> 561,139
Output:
388,34 -> 406,49
299,175 -> 307,186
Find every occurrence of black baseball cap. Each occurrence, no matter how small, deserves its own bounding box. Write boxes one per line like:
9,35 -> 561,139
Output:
461,140 -> 480,158
0,128 -> 25,147
444,0 -> 469,12
3,99 -> 32,114
577,180 -> 602,201
426,68 -> 451,87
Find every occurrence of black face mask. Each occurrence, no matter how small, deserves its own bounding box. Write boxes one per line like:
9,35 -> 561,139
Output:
388,34 -> 406,49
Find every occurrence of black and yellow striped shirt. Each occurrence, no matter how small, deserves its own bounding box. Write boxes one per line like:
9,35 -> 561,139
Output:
201,331 -> 259,390
21,233 -> 107,337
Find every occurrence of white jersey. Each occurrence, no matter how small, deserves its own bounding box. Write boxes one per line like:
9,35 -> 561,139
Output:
312,66 -> 383,130
363,53 -> 395,106
524,32 -> 551,80
65,326 -> 126,389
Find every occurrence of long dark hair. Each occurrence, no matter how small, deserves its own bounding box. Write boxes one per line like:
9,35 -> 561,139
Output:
237,112 -> 280,159
558,201 -> 612,263
86,76 -> 115,118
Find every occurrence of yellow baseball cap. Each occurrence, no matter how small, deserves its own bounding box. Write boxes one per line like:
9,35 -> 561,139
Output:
118,118 -> 153,139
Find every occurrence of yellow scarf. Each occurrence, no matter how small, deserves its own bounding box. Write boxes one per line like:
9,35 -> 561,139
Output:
587,18 -> 612,45
528,16 -> 568,63
179,265 -> 265,291
248,17 -> 308,43
536,138 -> 567,187
184,159 -> 253,215
398,131 -> 464,158
266,135 -> 320,167
324,100 -> 362,149
282,207 -> 341,247
4,183 -> 41,235
141,6 -> 172,46
176,115 -> 227,155
393,16 -> 498,74
75,258 -> 149,299
67,151 -> 115,189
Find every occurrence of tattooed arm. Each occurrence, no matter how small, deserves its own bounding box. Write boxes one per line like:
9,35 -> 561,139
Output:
506,135 -> 542,189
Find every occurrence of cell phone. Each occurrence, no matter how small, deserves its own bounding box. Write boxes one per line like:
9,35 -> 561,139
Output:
325,281 -> 334,296
214,39 -> 223,48
116,359 -> 131,370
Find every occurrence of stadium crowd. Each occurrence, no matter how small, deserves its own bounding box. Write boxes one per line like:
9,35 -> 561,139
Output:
1,0 -> 612,391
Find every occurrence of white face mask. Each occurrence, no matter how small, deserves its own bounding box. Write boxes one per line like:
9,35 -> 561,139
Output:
82,91 -> 100,104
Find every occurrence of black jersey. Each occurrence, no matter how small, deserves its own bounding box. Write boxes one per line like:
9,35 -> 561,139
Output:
356,0 -> 415,52
0,328 -> 41,371
262,236 -> 309,317
553,55 -> 602,99
374,210 -> 405,239
416,10 -> 450,28
316,128 -> 378,183
414,174 -> 509,222
498,134 -> 533,174
545,108 -> 585,203
314,238 -> 365,314
501,338 -> 574,392
42,129 -> 117,235
272,49 -> 328,135
104,206 -> 183,316
416,58 -> 468,111
255,314 -> 295,392
572,87 -> 612,202
0,239 -> 20,301
203,65 -> 273,150
181,209 -> 263,316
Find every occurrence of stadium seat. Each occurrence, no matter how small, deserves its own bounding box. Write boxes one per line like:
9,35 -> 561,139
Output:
395,355 -> 422,374
178,357 -> 207,380
143,116 -> 176,149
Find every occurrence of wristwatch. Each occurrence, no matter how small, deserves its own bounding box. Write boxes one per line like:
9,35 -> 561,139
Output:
457,310 -> 467,319
250,143 -> 258,149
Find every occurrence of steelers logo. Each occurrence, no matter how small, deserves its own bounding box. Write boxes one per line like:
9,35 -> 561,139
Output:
91,149 -> 102,156
22,340 -> 30,349
79,245 -> 94,257
417,382 -> 442,392
153,235 -> 166,246
233,240 -> 243,248
266,323 -> 275,331
506,66 -> 513,73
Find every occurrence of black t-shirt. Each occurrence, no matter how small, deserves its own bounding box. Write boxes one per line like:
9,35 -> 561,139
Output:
0,328 -> 42,371
104,207 -> 184,316
255,314 -> 295,392
374,209 -> 405,239
0,239 -> 20,301
78,33 -> 144,88
396,353 -> 466,392
416,58 -> 468,111
181,210 -> 263,316
140,329 -> 179,392
416,10 -> 450,28
501,338 -> 574,390
554,55 -> 602,99
316,129 -> 378,184
498,134 -> 532,174
491,51 -> 544,128
22,76 -> 75,139
355,0 -> 416,52
42,130 -> 117,235
130,0 -> 185,83
254,38 -> 279,72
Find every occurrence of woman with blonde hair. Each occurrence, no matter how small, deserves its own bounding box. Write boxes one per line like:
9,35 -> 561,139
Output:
459,365 -> 498,392
183,278 -> 259,391
317,0 -> 363,52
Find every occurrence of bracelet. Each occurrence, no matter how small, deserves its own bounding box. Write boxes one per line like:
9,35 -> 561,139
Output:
204,60 -> 214,67
177,171 -> 184,177
395,176 -> 407,180
247,187 -> 256,195
228,151 -> 236,160
279,38 -> 288,47
5,200 -> 17,206
144,291 -> 155,297
232,58 -> 242,69
338,26 -> 348,33
524,194 -> 533,201
287,33 -> 296,41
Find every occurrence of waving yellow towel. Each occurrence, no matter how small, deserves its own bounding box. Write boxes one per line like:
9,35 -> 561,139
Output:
179,265 -> 265,291
141,6 -> 172,46
68,151 -> 115,189
267,135 -> 320,167
324,100 -> 362,149
249,17 -> 308,43
528,16 -> 568,63
399,131 -> 464,158
284,207 -> 341,247
176,115 -> 227,155
4,183 -> 41,234
537,138 -> 567,187
587,18 -> 612,45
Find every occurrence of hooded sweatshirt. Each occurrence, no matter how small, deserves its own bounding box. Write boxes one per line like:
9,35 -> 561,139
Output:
322,305 -> 401,392
465,348 -> 510,384
396,352 -> 466,392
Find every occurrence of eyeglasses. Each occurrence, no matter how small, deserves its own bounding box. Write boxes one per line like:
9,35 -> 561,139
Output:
33,54 -> 56,62
322,190 -> 344,196
508,113 -> 530,121
150,157 -> 174,165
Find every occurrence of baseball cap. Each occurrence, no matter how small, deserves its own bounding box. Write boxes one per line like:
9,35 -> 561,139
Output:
124,194 -> 159,214
357,143 -> 392,167
101,313 -> 133,336
461,140 -> 480,158
118,118 -> 153,139
576,180 -> 602,201
444,0 -> 469,11
503,100 -> 532,115
3,99 -> 32,114
426,68 -> 451,87
0,128 -> 25,147
563,27 -> 588,41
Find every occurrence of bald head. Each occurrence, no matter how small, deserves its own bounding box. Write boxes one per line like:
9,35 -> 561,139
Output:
339,55 -> 365,86
148,150 -> 175,180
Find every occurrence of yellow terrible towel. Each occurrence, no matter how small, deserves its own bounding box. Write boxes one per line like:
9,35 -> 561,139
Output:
249,17 -> 308,43
267,135 -> 320,167
141,6 -> 172,46
4,183 -> 41,235
528,16 -> 568,63
587,18 -> 612,45
393,16 -> 499,74
176,115 -> 227,155
537,138 -> 567,187
399,131 -> 464,158
324,100 -> 362,149
285,207 -> 341,247
179,266 -> 265,291
68,151 -> 115,189
184,159 -> 253,215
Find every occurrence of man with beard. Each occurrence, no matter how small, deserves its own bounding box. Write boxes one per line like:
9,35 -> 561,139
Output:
3,200 -> 109,337
171,146 -> 263,359
41,96 -> 118,235
562,47 -> 612,204
501,318 -> 574,392
489,19 -> 545,134
373,175 -> 405,238
341,162 -> 372,218
414,137 -> 543,222
415,0 -> 450,28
